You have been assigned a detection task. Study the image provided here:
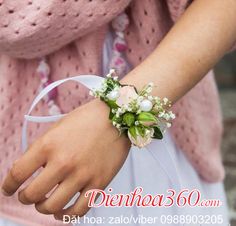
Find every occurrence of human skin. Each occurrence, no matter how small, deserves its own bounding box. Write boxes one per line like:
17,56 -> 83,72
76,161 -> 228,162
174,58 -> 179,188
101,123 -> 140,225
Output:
1,0 -> 236,220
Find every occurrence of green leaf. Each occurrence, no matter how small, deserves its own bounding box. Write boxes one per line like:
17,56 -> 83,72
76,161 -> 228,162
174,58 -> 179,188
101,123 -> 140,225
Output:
153,126 -> 163,139
128,126 -> 137,139
109,108 -> 114,120
123,112 -> 135,127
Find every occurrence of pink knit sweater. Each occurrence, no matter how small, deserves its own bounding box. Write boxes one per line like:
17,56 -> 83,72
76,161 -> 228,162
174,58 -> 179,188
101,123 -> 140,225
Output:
0,0 -> 230,225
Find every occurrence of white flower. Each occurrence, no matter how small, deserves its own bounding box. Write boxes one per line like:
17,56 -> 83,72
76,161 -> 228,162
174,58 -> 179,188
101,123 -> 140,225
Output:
106,69 -> 115,78
123,104 -> 129,110
154,97 -> 159,101
158,112 -> 165,117
114,76 -> 118,81
106,90 -> 119,100
166,122 -> 172,128
163,97 -> 169,105
117,108 -> 122,113
169,111 -> 176,119
128,128 -> 154,148
163,113 -> 170,121
138,96 -> 144,101
120,108 -> 126,113
146,87 -> 152,93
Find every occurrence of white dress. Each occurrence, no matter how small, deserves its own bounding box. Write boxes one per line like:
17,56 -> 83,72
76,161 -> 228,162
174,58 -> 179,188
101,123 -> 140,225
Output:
0,31 -> 229,226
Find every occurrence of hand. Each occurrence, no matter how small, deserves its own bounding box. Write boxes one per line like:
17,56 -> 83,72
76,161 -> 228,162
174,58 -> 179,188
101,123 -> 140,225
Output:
1,99 -> 130,220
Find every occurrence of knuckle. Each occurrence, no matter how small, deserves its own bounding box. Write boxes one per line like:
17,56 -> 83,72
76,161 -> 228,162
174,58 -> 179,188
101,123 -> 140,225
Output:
54,156 -> 73,173
40,135 -> 54,152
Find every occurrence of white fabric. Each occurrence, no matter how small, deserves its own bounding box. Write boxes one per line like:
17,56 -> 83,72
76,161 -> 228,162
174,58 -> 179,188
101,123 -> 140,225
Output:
0,31 -> 229,226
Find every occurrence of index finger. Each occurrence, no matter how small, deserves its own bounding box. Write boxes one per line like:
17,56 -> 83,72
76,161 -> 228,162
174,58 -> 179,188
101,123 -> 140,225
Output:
1,140 -> 47,196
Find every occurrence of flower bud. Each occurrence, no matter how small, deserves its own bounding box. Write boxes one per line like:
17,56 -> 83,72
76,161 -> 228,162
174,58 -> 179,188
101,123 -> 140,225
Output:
123,112 -> 135,126
128,126 -> 154,148
137,112 -> 157,126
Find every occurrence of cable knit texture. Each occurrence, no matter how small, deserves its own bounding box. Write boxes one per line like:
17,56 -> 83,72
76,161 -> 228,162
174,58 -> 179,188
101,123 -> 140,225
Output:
0,0 -> 230,225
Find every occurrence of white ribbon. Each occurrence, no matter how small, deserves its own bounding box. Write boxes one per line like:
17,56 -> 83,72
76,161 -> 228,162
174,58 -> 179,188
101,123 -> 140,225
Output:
22,75 -> 104,151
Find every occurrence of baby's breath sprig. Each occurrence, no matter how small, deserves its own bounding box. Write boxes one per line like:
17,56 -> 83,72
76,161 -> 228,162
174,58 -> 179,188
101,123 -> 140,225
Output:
90,69 -> 175,148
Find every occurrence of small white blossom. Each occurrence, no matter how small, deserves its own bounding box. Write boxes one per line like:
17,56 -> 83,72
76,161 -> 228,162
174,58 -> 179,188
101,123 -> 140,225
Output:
117,108 -> 122,113
107,68 -> 116,77
166,122 -> 172,128
158,112 -> 164,117
107,90 -> 119,100
123,104 -> 129,110
163,113 -> 170,121
169,111 -> 176,119
114,76 -> 118,81
147,96 -> 153,101
154,97 -> 161,102
163,97 -> 169,105
135,121 -> 139,125
138,96 -> 144,101
121,108 -> 126,113
146,87 -> 152,93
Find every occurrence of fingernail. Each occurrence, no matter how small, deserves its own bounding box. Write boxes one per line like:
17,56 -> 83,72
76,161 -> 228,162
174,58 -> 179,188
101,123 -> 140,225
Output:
1,188 -> 11,196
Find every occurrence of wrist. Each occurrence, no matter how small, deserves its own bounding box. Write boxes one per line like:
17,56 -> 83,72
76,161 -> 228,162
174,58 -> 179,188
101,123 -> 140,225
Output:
85,98 -> 131,148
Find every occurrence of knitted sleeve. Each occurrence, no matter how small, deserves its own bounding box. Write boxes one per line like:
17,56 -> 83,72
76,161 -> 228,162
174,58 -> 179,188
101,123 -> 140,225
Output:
0,0 -> 131,59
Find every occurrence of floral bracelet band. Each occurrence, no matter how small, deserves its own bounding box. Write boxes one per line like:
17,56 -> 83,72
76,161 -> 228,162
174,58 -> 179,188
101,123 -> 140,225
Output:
90,69 -> 175,148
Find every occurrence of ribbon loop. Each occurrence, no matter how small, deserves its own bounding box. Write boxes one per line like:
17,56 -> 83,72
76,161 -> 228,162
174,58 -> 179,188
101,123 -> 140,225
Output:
22,75 -> 104,151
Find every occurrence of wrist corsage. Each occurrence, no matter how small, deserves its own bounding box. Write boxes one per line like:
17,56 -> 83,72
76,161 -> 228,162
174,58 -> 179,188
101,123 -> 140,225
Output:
90,69 -> 175,148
